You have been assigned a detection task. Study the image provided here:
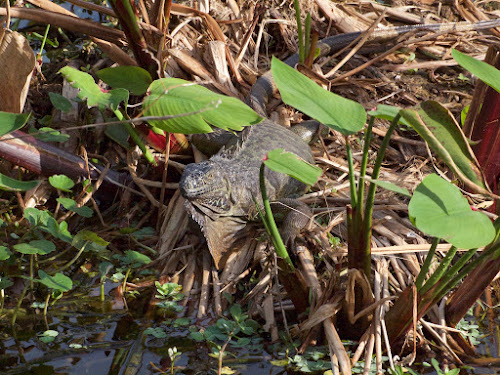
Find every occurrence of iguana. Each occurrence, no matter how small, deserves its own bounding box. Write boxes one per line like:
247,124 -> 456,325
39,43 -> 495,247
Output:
179,17 -> 500,268
180,120 -> 314,268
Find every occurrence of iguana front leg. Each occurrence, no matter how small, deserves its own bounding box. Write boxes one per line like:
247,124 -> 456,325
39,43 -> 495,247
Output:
270,197 -> 312,250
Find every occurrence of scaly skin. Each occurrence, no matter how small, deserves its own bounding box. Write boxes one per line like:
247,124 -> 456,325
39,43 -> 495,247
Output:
180,120 -> 314,268
180,17 -> 500,267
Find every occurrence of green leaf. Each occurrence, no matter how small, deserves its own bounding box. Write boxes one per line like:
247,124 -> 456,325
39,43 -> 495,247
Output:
39,329 -> 59,343
409,174 -> 495,249
368,104 -> 412,127
35,127 -> 70,142
49,175 -> 74,192
57,198 -> 93,218
73,230 -> 109,246
59,66 -> 129,111
365,177 -> 410,197
122,250 -> 151,267
144,327 -> 167,338
38,270 -> 73,292
143,78 -> 262,134
0,111 -> 30,137
264,149 -> 321,185
97,66 -> 152,96
190,331 -> 204,341
0,277 -> 13,290
0,246 -> 12,260
49,92 -> 73,113
0,173 -> 39,191
400,101 -> 489,195
44,218 -> 73,243
271,58 -> 366,135
14,240 -> 56,255
24,207 -> 51,227
452,49 -> 500,93
105,123 -> 130,149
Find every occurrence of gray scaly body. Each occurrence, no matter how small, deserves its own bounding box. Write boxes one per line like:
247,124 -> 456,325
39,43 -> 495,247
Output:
180,120 -> 314,268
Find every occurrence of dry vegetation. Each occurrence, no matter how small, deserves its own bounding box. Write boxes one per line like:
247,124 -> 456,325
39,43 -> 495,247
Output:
2,0 -> 500,373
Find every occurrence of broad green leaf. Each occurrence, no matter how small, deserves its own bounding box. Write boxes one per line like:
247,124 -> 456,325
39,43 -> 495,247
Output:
0,277 -> 13,290
0,173 -> 39,191
97,66 -> 152,96
400,101 -> 489,195
14,240 -> 56,255
24,207 -> 51,227
368,104 -> 411,127
144,327 -> 167,338
124,250 -> 151,266
452,49 -> 500,93
35,127 -> 70,142
72,230 -> 109,247
44,218 -> 73,243
143,78 -> 262,134
49,175 -> 74,192
271,58 -> 366,135
59,66 -> 129,111
105,123 -> 130,149
41,329 -> 59,337
0,246 -> 12,260
38,270 -> 73,292
409,174 -> 495,248
0,111 -> 29,137
264,149 -> 321,185
365,177 -> 410,197
57,198 -> 93,218
48,92 -> 73,112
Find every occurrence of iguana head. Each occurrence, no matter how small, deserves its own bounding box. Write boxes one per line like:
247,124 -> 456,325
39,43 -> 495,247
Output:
179,160 -> 232,214
180,160 -> 247,269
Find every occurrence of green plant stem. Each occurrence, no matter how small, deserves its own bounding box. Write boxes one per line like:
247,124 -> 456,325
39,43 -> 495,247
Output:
30,254 -> 34,292
100,278 -> 105,302
38,24 -> 50,58
259,164 -> 294,271
346,139 -> 358,209
304,14 -> 311,61
12,282 -> 29,326
420,245 -> 458,294
43,293 -> 50,318
113,109 -> 157,166
415,237 -> 439,291
293,0 -> 304,63
58,242 -> 87,272
432,247 -> 477,302
357,117 -> 374,207
360,113 -> 400,275
435,244 -> 498,303
123,267 -> 132,294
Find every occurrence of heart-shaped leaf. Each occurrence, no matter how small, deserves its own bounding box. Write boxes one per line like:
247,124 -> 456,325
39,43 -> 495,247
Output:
409,174 -> 495,248
38,270 -> 73,292
14,240 -> 56,255
49,174 -> 74,192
